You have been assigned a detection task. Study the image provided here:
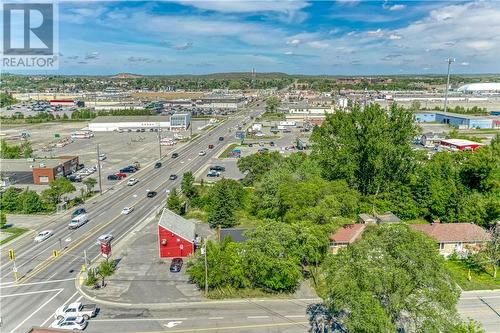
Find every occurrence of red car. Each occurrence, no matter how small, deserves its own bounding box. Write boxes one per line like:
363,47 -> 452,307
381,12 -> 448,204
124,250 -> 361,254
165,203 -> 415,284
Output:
208,144 -> 214,149
115,172 -> 127,178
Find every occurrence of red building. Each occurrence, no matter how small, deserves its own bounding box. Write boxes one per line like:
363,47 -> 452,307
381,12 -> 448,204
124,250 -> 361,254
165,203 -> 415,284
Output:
158,208 -> 196,258
49,99 -> 75,106
439,139 -> 482,151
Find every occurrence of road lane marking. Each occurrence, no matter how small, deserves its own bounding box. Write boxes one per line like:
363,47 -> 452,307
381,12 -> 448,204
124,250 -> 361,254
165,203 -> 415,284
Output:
8,288 -> 64,333
134,321 -> 309,333
0,277 -> 75,289
40,290 -> 79,327
208,317 -> 224,320
247,316 -> 269,319
92,318 -> 188,322
284,315 -> 305,318
0,288 -> 63,298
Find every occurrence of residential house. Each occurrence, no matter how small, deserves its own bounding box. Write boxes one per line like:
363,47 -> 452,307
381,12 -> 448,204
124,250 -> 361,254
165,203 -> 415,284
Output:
329,224 -> 366,254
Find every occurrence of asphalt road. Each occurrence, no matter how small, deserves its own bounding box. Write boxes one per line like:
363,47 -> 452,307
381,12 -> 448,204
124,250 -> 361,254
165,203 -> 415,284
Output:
0,104 -> 264,333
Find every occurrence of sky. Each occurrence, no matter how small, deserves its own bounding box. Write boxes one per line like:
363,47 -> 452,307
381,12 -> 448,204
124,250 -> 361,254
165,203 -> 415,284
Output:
7,0 -> 500,75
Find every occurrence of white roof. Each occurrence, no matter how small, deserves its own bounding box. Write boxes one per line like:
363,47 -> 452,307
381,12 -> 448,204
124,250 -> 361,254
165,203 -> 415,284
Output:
441,139 -> 482,146
457,83 -> 500,92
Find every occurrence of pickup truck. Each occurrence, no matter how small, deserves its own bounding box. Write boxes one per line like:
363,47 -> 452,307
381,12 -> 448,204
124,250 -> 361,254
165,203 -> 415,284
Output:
55,302 -> 98,320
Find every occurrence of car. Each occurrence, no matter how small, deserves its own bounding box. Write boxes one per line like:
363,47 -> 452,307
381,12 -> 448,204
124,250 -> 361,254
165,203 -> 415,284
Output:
72,208 -> 86,217
55,302 -> 98,320
198,151 -> 206,156
140,128 -> 145,132
67,175 -> 82,182
169,174 -> 178,180
34,230 -> 53,243
248,143 -> 253,147
258,147 -> 269,153
207,170 -> 220,177
154,161 -> 162,168
98,153 -> 107,161
121,206 -> 134,215
270,141 -> 275,147
68,214 -> 89,230
218,136 -> 224,141
119,167 -> 136,173
146,191 -> 157,198
171,152 -> 179,158
107,174 -> 119,181
96,233 -> 114,245
50,316 -> 87,330
115,172 -> 127,178
169,258 -> 183,272
127,178 -> 138,186
208,144 -> 214,149
210,165 -> 225,172
77,163 -> 85,170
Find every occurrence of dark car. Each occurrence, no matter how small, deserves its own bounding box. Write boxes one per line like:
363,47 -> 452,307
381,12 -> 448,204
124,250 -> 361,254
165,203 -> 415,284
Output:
218,136 -> 224,141
107,174 -> 119,181
169,174 -> 178,180
72,208 -> 86,217
269,141 -> 275,147
210,165 -> 225,172
208,144 -> 214,149
146,191 -> 157,198
67,175 -> 82,182
171,152 -> 179,158
119,167 -> 136,173
154,162 -> 162,168
169,258 -> 183,272
77,163 -> 85,170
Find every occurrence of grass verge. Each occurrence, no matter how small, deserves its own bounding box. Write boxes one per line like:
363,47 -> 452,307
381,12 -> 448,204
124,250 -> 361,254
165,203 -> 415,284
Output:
220,143 -> 240,158
446,259 -> 500,291
0,226 -> 29,245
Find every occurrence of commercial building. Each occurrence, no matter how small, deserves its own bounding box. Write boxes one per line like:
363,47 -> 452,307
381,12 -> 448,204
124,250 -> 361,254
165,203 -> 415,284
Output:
197,97 -> 246,109
285,106 -> 335,123
439,139 -> 483,151
415,111 -> 498,129
1,156 -> 79,185
457,83 -> 500,94
158,208 -> 196,258
88,116 -> 171,132
169,112 -> 191,131
49,99 -> 75,107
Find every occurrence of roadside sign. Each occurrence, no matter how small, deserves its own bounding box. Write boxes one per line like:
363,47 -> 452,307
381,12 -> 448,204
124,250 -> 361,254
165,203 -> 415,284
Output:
8,249 -> 15,261
52,250 -> 59,258
100,241 -> 111,258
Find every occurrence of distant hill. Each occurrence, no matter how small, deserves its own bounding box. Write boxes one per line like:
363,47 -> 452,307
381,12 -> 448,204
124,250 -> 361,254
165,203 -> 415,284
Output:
109,73 -> 143,79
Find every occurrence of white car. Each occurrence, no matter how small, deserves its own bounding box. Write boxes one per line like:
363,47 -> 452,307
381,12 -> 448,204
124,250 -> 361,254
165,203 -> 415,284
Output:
127,178 -> 138,186
96,233 -> 114,245
98,153 -> 107,161
50,316 -> 87,330
34,230 -> 53,243
198,151 -> 206,156
121,206 -> 134,215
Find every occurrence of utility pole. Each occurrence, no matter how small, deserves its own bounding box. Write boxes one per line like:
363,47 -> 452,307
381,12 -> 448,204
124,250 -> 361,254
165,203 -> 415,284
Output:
96,144 -> 103,195
203,238 -> 208,295
444,57 -> 455,113
157,126 -> 162,160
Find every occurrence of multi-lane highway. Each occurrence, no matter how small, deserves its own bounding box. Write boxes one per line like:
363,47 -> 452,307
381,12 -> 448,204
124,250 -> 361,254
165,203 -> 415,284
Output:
0,104 -> 264,332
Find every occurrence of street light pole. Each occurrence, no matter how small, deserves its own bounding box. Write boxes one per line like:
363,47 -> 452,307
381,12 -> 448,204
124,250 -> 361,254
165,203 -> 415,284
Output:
96,144 -> 103,195
203,239 -> 208,295
444,57 -> 455,113
158,126 -> 162,160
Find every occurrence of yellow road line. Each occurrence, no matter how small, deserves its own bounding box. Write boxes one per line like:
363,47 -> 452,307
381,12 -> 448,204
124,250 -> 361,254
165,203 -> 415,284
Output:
136,321 -> 309,333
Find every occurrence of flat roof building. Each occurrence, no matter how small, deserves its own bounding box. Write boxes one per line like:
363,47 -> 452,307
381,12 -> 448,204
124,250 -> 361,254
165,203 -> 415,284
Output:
88,116 -> 170,132
1,156 -> 79,185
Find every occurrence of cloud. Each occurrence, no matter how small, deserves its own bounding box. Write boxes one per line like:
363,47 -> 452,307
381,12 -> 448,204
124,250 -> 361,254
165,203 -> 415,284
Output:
383,3 -> 406,11
285,51 -> 294,55
174,0 -> 309,14
336,0 -> 360,6
388,33 -> 402,40
366,28 -> 384,38
466,40 -> 496,51
67,56 -> 79,60
286,39 -> 301,47
127,56 -> 155,63
461,62 -> 470,66
307,40 -> 330,49
84,52 -> 99,60
381,54 -> 402,61
173,42 -> 193,50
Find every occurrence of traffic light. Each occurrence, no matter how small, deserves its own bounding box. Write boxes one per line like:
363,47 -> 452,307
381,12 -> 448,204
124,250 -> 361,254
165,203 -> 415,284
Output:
8,249 -> 15,261
52,250 -> 59,258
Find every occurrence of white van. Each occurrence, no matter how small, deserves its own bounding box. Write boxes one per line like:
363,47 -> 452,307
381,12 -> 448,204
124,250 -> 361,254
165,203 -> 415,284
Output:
68,214 -> 89,229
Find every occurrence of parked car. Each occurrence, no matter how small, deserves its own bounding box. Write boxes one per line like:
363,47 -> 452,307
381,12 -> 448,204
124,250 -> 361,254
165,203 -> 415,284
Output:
68,214 -> 89,229
207,170 -> 220,177
146,191 -> 157,198
96,233 -> 114,245
77,163 -> 85,170
107,174 -> 119,181
258,147 -> 269,153
121,206 -> 134,215
171,152 -> 179,158
119,166 -> 136,173
154,161 -> 162,168
34,230 -> 53,243
198,151 -> 206,156
50,316 -> 87,330
72,208 -> 86,217
98,153 -> 106,161
208,144 -> 214,149
127,178 -> 138,186
269,141 -> 275,147
169,174 -> 178,180
210,165 -> 225,172
115,172 -> 127,178
55,302 -> 97,320
67,175 -> 82,182
169,258 -> 183,272
218,136 -> 224,141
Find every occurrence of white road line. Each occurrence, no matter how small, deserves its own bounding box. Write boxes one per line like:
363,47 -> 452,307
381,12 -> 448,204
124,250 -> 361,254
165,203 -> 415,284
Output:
0,277 -> 75,289
9,288 -> 64,333
92,317 -> 188,322
247,316 -> 270,319
96,211 -> 106,218
0,288 -> 63,298
284,315 -> 305,318
208,317 -> 224,320
40,290 -> 79,327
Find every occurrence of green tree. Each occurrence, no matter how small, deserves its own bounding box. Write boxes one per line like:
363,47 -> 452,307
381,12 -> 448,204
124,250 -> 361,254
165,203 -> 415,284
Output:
237,151 -> 283,185
83,177 -> 97,195
20,141 -> 33,158
207,179 -> 244,228
167,187 -> 183,214
85,269 -> 98,287
0,140 -> 21,159
0,187 -> 20,212
19,189 -> 44,214
41,177 -> 76,207
0,211 -> 6,227
478,223 -> 500,278
0,92 -> 17,107
265,96 -> 281,113
321,224 -> 461,332
97,260 -> 115,287
181,171 -> 197,199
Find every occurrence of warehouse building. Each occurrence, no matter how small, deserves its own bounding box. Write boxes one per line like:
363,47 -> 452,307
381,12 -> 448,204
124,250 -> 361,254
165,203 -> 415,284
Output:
1,156 -> 79,185
88,114 -> 191,132
415,111 -> 497,129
